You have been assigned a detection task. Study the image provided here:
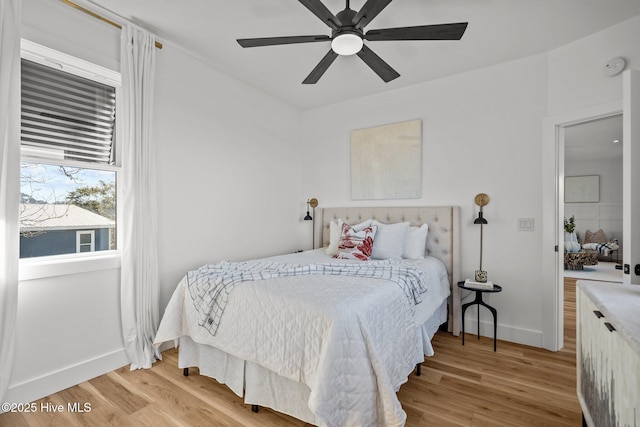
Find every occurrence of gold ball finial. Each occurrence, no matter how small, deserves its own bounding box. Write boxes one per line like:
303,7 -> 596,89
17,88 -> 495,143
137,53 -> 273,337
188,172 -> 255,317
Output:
474,193 -> 489,207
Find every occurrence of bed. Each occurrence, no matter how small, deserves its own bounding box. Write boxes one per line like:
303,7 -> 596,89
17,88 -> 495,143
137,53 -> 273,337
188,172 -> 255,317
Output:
153,206 -> 460,426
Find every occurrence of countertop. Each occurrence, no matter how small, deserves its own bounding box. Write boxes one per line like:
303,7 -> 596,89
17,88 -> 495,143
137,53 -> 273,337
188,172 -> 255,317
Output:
578,280 -> 640,356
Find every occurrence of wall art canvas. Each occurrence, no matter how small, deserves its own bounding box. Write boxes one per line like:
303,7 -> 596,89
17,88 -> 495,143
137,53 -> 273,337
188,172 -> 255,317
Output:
565,175 -> 600,203
350,119 -> 422,200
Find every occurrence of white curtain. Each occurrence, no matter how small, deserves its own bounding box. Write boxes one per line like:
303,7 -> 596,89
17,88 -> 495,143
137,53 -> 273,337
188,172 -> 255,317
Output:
0,0 -> 21,403
120,25 -> 160,370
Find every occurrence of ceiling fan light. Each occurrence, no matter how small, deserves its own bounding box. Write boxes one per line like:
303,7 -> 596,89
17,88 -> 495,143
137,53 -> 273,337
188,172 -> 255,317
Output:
331,33 -> 363,56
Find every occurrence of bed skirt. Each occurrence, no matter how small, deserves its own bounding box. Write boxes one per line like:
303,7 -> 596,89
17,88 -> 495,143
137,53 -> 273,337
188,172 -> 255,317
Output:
175,299 -> 447,425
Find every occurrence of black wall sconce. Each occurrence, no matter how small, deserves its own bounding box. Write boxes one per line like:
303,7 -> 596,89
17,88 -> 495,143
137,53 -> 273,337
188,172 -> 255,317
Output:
304,198 -> 319,249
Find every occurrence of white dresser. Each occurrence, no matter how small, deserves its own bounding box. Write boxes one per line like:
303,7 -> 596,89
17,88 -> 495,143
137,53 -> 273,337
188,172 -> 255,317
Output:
577,281 -> 640,427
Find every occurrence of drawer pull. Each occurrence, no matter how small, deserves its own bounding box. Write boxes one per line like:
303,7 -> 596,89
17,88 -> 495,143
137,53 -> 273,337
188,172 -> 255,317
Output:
604,322 -> 616,332
593,310 -> 604,318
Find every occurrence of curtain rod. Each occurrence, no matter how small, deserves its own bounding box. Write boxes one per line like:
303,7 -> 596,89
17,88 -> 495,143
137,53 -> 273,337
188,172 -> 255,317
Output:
60,0 -> 163,49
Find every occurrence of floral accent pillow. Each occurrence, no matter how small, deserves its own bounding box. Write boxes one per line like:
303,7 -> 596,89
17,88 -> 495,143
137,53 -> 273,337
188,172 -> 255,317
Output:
334,223 -> 377,261
325,219 -> 372,256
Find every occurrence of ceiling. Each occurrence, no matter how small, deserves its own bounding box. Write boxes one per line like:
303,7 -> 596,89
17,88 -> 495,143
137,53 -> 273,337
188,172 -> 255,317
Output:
565,115 -> 623,162
85,0 -> 640,110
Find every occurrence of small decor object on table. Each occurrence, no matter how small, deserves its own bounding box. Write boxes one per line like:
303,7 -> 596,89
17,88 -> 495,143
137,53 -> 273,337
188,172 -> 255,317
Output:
473,193 -> 490,282
464,278 -> 494,290
564,215 -> 580,253
564,215 -> 576,233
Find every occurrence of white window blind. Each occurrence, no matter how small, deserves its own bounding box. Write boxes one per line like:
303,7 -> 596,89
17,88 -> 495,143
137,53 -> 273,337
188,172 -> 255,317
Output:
21,58 -> 116,164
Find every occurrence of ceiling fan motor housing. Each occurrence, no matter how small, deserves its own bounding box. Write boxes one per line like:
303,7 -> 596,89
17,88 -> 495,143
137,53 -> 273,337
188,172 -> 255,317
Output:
331,8 -> 364,55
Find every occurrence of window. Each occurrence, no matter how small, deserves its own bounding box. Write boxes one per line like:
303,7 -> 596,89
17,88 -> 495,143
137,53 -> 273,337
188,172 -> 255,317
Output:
19,41 -> 121,260
77,230 -> 95,253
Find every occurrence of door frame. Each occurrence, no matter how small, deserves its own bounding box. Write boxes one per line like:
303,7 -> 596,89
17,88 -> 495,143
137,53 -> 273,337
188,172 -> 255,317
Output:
623,69 -> 640,285
541,99 -> 622,351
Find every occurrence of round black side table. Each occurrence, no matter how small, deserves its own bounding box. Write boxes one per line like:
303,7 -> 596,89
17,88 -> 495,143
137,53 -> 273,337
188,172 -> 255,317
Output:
457,281 -> 502,352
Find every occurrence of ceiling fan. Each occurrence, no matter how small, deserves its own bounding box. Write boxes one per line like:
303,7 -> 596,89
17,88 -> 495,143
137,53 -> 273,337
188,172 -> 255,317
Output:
237,0 -> 468,84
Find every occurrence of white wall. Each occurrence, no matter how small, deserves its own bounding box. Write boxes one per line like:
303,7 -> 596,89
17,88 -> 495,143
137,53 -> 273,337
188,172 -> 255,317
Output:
300,54 -> 548,347
548,15 -> 640,115
153,45 -> 303,310
541,15 -> 640,346
548,15 -> 640,249
11,264 -> 127,403
565,158 -> 623,254
12,0 -> 302,405
21,0 -> 120,71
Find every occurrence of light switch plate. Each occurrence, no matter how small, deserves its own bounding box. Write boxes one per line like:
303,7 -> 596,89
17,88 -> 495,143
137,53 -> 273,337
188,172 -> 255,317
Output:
518,218 -> 534,231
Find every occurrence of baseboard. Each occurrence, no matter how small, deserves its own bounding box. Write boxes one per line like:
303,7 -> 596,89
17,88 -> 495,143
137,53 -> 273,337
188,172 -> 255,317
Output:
463,319 -> 543,348
5,348 -> 130,406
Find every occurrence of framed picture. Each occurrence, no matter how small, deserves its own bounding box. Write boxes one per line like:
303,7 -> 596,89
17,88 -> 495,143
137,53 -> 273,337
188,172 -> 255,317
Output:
565,175 -> 599,203
350,119 -> 422,200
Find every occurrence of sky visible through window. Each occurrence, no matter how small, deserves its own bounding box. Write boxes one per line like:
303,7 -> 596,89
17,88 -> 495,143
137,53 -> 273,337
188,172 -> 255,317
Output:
19,162 -> 117,257
21,162 -> 115,204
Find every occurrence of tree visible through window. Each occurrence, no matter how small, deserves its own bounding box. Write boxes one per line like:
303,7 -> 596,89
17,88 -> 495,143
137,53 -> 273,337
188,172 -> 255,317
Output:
19,163 -> 116,258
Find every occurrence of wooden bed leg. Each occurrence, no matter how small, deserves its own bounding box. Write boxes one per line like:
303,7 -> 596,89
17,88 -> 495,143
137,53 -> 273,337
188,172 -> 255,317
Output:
251,405 -> 259,413
415,363 -> 421,376
183,367 -> 189,377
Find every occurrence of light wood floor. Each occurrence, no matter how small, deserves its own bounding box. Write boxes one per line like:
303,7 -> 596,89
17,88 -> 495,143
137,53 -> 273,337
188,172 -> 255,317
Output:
0,280 -> 582,427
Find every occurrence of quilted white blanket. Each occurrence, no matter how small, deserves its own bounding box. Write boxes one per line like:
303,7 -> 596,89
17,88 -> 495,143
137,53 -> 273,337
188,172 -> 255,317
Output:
155,255 -> 448,427
186,259 -> 426,335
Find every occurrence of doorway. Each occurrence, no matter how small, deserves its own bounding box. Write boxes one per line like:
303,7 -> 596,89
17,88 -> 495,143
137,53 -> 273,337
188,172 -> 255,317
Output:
543,70 -> 640,352
541,99 -> 622,352
563,115 -> 623,284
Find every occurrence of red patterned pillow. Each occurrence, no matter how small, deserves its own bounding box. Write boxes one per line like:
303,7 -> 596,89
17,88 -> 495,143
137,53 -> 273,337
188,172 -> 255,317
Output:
334,223 -> 377,261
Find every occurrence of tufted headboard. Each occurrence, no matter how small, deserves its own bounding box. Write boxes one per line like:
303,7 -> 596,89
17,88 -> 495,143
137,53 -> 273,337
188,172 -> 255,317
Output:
320,206 -> 461,336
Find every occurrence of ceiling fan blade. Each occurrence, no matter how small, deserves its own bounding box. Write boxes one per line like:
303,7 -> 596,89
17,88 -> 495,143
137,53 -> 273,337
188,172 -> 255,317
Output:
352,0 -> 393,30
365,22 -> 468,41
298,0 -> 342,30
356,44 -> 399,83
237,35 -> 330,48
302,50 -> 339,84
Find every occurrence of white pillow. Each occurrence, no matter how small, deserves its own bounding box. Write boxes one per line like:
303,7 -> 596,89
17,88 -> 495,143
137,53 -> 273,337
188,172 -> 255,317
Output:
350,218 -> 373,231
325,220 -> 340,255
325,219 -> 372,256
403,224 -> 429,259
371,220 -> 410,260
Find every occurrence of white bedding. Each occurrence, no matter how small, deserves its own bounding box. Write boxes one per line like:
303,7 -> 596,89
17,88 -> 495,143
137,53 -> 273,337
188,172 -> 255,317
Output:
154,249 -> 450,427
